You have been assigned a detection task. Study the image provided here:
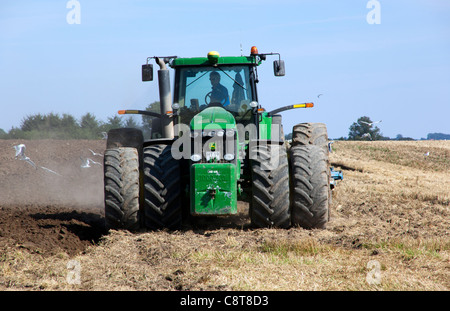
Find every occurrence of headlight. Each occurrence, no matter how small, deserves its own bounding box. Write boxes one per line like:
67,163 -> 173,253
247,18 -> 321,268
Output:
190,154 -> 202,162
224,154 -> 234,161
217,130 -> 225,137
249,101 -> 258,108
190,131 -> 199,138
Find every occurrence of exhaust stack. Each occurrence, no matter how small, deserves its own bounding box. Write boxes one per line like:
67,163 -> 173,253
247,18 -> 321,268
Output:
155,57 -> 174,139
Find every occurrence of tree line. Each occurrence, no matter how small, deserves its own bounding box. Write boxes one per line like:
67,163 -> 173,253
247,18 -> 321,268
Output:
0,102 -> 161,140
340,116 -> 448,141
0,112 -> 142,140
0,109 -> 447,141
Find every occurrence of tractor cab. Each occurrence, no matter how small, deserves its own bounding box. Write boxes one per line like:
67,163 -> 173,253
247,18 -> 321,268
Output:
141,47 -> 286,132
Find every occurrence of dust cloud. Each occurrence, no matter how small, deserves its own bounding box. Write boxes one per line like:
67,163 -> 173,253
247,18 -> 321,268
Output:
0,139 -> 105,210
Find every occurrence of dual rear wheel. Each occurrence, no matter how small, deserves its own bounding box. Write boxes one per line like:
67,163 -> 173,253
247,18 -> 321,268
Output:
104,123 -> 330,231
249,123 -> 330,229
104,129 -> 181,231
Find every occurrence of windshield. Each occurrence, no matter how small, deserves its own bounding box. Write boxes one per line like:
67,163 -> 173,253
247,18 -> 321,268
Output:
175,65 -> 255,122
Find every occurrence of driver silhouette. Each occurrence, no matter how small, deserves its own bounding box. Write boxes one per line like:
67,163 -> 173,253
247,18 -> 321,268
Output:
209,72 -> 230,106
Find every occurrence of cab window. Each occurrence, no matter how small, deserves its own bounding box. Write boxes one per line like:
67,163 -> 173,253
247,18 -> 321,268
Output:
176,66 -> 254,120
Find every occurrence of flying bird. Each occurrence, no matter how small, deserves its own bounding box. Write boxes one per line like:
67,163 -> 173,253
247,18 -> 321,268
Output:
88,149 -> 103,157
13,143 -> 62,175
14,144 -> 26,159
101,132 -> 108,140
360,120 -> 382,126
328,141 -> 334,153
13,144 -> 37,169
362,133 -> 372,140
81,157 -> 102,168
317,94 -> 323,98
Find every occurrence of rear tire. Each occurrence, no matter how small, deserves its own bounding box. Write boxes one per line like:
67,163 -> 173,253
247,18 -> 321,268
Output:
291,123 -> 329,153
250,142 -> 291,228
104,147 -> 140,231
290,145 -> 330,229
291,122 -> 332,217
143,144 -> 182,230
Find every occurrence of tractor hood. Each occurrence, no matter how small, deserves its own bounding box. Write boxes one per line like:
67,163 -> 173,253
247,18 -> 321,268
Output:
190,106 -> 236,130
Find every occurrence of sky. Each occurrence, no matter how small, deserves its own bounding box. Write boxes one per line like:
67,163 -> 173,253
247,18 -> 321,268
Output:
1,0 -> 449,139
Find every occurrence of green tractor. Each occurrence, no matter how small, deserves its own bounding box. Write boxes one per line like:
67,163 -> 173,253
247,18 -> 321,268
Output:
103,47 -> 331,231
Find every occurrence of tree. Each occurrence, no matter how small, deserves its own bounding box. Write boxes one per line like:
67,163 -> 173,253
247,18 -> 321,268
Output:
18,112 -> 77,139
348,116 -> 382,140
80,113 -> 100,130
61,113 -> 78,131
395,134 -> 414,141
284,132 -> 292,141
427,133 -> 450,140
21,113 -> 46,132
124,116 -> 140,128
99,115 -> 124,134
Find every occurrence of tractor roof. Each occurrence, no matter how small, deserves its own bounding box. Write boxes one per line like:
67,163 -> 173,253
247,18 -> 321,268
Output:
171,53 -> 259,67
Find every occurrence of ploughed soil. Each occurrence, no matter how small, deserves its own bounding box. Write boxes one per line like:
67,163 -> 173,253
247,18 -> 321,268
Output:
0,139 -> 448,291
0,140 -> 106,257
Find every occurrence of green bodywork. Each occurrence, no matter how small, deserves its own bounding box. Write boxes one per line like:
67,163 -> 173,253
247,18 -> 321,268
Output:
190,106 -> 236,130
258,111 -> 273,141
171,56 -> 260,67
173,53 -> 273,216
190,163 -> 237,215
189,106 -> 242,215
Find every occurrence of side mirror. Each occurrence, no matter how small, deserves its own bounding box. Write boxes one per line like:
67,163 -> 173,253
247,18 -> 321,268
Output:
142,64 -> 153,81
273,60 -> 285,76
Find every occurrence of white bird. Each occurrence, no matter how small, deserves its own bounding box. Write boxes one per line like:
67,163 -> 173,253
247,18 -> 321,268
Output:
81,157 -> 102,168
360,120 -> 382,126
88,149 -> 103,157
14,144 -> 26,159
424,152 -> 430,157
101,132 -> 108,140
13,144 -> 37,169
362,133 -> 372,140
328,141 -> 334,153
13,144 -> 63,175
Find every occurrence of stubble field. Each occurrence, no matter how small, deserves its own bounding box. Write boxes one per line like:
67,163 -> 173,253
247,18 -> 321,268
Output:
0,139 -> 448,291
